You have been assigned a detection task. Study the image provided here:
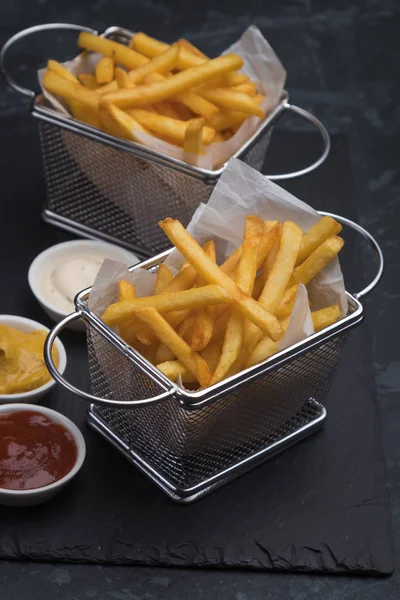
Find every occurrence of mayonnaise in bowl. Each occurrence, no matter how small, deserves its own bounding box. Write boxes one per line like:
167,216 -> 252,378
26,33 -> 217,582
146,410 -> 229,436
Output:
28,240 -> 139,331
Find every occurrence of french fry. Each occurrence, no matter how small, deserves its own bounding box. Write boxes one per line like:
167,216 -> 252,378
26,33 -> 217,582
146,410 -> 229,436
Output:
106,104 -> 150,141
312,305 -> 341,332
154,264 -> 174,294
47,60 -> 78,83
173,102 -> 194,120
115,67 -> 134,89
157,360 -> 196,383
233,82 -> 257,96
258,221 -> 303,315
78,32 -> 149,70
275,284 -> 299,319
95,56 -> 114,84
117,280 -> 137,343
245,316 -> 291,368
142,71 -> 221,120
199,87 -> 264,118
131,32 -> 246,85
191,240 -> 217,351
154,101 -> 182,119
43,70 -> 99,110
206,110 -> 248,132
155,343 -> 176,364
127,43 -> 180,84
78,73 -> 99,89
100,54 -> 244,109
99,109 -> 126,138
289,236 -> 345,287
127,109 -> 215,145
161,265 -> 197,293
214,132 -> 224,142
184,117 -> 205,154
101,284 -> 231,327
296,216 -> 343,266
159,218 -> 283,342
95,80 -> 119,95
178,38 -> 208,60
233,222 -> 301,371
210,216 -> 264,384
136,308 -> 211,386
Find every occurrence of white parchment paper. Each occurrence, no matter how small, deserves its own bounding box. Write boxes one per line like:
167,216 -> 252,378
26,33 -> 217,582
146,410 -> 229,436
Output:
38,25 -> 286,169
89,157 -> 347,364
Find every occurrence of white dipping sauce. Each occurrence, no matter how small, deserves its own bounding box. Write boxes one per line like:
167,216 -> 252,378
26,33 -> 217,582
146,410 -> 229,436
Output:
41,253 -> 105,312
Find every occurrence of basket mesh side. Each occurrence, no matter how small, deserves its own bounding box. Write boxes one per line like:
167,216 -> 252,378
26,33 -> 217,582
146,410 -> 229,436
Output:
38,121 -> 273,256
89,330 -> 347,490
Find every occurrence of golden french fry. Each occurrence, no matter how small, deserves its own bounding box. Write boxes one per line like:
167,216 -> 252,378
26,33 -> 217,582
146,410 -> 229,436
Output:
178,38 -> 208,60
296,216 -> 343,265
127,109 -> 215,145
200,342 -> 221,373
78,32 -> 149,70
289,236 -> 345,287
78,73 -> 99,89
214,132 -> 224,142
254,93 -> 264,105
141,73 -> 220,121
95,80 -> 119,95
184,118 -> 205,155
101,284 -> 231,326
155,342 -> 175,364
68,100 -> 100,128
275,284 -> 299,319
206,110 -> 248,132
115,67 -> 134,89
173,102 -> 194,120
210,216 -> 264,384
312,305 -> 341,332
258,221 -> 303,315
132,32 -> 245,86
127,43 -> 180,84
245,316 -> 291,368
117,280 -> 137,343
159,218 -> 283,341
95,56 -> 114,84
156,360 -> 196,383
106,104 -> 150,141
48,60 -> 78,83
154,264 -> 174,294
191,240 -> 217,351
199,88 -> 264,118
136,308 -> 210,386
154,101 -> 182,119
161,265 -> 197,293
43,70 -> 99,110
232,82 -> 257,96
100,54 -> 244,109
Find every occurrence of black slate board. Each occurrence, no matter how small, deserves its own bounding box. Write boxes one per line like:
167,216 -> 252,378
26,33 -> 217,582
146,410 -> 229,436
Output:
0,116 -> 394,575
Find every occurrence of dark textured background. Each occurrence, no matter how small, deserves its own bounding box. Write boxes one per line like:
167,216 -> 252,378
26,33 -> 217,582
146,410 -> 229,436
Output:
0,0 -> 399,597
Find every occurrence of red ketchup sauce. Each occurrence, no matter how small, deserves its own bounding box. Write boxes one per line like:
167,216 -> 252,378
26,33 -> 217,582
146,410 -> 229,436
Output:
0,410 -> 77,490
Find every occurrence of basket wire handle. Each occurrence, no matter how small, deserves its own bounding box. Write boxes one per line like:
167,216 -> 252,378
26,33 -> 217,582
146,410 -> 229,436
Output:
265,103 -> 331,181
0,23 -> 98,99
44,312 -> 176,407
319,211 -> 384,299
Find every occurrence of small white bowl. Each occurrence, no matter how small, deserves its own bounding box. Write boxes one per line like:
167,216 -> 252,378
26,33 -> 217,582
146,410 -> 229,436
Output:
0,403 -> 86,507
0,315 -> 67,405
28,239 -> 140,331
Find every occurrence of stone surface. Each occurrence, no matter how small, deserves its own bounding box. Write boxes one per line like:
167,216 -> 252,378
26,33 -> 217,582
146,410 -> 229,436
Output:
0,0 -> 399,597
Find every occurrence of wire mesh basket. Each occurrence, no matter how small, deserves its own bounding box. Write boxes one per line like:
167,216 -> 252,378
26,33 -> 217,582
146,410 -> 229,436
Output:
1,23 -> 330,258
44,213 -> 383,502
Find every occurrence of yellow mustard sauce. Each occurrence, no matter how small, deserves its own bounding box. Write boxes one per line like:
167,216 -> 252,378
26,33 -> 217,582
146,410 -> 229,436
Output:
0,326 -> 58,394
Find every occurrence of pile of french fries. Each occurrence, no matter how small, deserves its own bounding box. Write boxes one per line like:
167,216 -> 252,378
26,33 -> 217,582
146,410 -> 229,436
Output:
100,214 -> 345,389
42,32 -> 265,157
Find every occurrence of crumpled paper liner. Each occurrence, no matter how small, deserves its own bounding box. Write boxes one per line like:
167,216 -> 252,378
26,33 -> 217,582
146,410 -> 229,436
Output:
38,25 -> 286,170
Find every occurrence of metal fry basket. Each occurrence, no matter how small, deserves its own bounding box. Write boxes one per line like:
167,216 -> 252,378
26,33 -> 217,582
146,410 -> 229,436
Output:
45,213 -> 383,503
1,23 -> 330,258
